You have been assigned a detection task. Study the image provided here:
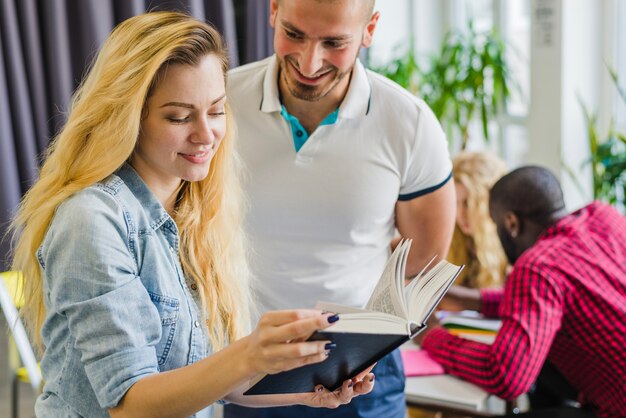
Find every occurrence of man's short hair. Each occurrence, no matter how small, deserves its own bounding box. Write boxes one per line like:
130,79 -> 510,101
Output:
490,166 -> 565,226
278,0 -> 375,21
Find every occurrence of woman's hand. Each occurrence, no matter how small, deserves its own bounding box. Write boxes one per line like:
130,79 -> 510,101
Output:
225,363 -> 376,409
239,310 -> 338,376
304,366 -> 376,408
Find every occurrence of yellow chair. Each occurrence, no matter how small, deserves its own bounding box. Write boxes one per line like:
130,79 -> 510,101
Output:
0,271 -> 42,418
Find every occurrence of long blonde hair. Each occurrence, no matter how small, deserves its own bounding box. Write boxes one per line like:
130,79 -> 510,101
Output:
11,11 -> 250,350
448,151 -> 508,288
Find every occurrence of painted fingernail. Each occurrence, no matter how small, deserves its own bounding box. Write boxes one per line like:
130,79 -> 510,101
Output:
348,381 -> 353,388
316,386 -> 324,393
327,314 -> 340,323
369,375 -> 375,382
324,343 -> 336,350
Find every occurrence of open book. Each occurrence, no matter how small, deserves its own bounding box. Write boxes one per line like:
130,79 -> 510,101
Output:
244,239 -> 463,395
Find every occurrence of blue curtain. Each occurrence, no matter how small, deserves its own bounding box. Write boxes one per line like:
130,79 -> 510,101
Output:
0,0 -> 273,270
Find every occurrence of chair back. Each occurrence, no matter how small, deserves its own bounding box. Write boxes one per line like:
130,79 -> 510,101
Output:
0,271 -> 43,391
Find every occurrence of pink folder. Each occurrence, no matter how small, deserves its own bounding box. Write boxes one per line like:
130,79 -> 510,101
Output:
401,349 -> 445,377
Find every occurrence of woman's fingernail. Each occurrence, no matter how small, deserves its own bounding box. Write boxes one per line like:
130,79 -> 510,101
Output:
369,375 -> 375,382
324,343 -> 336,350
348,381 -> 353,388
327,314 -> 340,323
316,386 -> 324,392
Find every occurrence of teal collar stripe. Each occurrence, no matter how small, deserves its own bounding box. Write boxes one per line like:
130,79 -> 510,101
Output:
280,105 -> 339,152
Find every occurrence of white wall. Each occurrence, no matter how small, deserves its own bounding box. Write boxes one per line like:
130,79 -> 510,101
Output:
368,0 -> 412,66
529,0 -> 610,210
527,0 -> 563,179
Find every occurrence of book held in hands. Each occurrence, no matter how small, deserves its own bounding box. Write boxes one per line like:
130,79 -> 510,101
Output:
244,239 -> 463,395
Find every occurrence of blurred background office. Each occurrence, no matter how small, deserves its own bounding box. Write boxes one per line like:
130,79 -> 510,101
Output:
1,0 -> 625,416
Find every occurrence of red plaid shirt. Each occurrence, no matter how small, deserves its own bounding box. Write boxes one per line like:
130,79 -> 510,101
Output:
422,202 -> 626,418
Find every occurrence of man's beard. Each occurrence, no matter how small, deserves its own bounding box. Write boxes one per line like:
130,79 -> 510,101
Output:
279,56 -> 350,102
497,225 -> 521,265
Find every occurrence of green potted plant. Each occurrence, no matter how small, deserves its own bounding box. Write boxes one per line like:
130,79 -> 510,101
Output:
371,23 -> 514,150
578,68 -> 626,213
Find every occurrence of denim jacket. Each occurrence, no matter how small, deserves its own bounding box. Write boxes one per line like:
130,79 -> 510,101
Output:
35,163 -> 213,417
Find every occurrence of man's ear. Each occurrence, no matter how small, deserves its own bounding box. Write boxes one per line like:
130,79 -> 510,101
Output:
269,0 -> 278,29
362,11 -> 380,48
503,211 -> 521,239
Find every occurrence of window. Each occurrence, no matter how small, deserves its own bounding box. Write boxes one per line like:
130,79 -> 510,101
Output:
449,0 -> 530,160
615,0 -> 626,132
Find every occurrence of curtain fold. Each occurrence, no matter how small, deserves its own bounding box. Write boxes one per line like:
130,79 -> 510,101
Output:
204,0 -> 239,67
243,0 -> 273,64
40,0 -> 75,137
15,0 -> 49,152
1,0 -> 39,188
0,0 -> 260,271
0,29 -> 23,269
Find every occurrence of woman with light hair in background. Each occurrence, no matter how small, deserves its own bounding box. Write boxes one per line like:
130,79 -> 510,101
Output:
447,151 -> 509,289
10,12 -> 373,418
408,151 -> 508,418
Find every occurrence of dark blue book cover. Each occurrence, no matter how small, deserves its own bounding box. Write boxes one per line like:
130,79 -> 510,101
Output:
244,325 -> 425,395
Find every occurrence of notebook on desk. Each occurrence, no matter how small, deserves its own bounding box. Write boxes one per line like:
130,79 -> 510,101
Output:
403,316 -> 507,415
438,311 -> 500,344
405,375 -> 492,412
401,348 -> 444,377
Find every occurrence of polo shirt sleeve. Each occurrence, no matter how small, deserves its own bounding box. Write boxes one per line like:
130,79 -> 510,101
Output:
398,101 -> 452,201
40,191 -> 161,409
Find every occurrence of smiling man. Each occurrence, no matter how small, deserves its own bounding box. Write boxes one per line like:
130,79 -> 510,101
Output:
225,1 -> 456,417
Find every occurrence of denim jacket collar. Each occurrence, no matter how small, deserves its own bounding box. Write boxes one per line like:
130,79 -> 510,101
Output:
116,163 -> 176,234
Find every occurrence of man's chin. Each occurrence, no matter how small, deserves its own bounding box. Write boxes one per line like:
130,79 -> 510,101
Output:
286,77 -> 341,102
287,83 -> 328,102
290,89 -> 326,102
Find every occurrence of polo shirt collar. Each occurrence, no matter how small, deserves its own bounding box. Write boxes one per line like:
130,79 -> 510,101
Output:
338,58 -> 371,119
260,55 -> 372,118
260,55 -> 282,113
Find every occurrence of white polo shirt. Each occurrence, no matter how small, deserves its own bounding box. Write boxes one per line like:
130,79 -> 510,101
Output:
228,55 -> 452,313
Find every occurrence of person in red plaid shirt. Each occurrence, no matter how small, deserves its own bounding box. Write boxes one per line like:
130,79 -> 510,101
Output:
415,166 -> 626,418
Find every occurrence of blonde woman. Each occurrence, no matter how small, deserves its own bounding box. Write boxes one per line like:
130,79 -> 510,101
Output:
10,12 -> 373,418
447,151 -> 508,289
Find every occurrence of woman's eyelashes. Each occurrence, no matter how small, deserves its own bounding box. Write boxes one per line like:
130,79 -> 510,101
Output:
166,110 -> 226,124
167,115 -> 191,124
209,102 -> 227,116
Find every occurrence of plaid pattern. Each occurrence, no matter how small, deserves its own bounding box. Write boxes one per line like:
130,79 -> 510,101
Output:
423,202 -> 626,418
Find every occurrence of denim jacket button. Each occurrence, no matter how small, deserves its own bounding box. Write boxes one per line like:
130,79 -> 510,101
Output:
190,283 -> 198,291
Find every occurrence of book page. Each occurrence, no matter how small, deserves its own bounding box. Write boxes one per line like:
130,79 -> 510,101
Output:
315,301 -> 369,314
403,255 -> 437,303
365,239 -> 411,319
322,311 -> 408,335
407,261 -> 464,324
